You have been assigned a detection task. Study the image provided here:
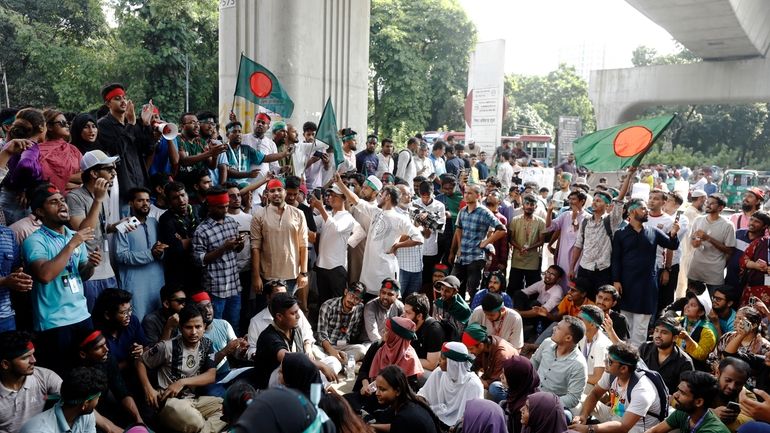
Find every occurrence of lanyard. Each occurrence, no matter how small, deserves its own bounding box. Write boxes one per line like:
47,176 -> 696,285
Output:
228,146 -> 243,171
686,412 -> 708,433
38,227 -> 78,273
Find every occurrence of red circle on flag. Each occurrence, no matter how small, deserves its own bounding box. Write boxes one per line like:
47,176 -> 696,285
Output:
613,126 -> 653,157
249,72 -> 272,98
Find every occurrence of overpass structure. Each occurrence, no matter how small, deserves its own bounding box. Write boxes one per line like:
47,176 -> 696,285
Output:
590,0 -> 770,128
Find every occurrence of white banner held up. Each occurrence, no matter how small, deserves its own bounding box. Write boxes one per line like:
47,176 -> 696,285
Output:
466,40 -> 505,159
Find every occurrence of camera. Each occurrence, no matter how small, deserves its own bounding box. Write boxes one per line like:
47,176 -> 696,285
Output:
411,207 -> 444,232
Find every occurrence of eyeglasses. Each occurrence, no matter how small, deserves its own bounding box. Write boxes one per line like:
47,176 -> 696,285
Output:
711,295 -> 726,302
51,120 -> 70,128
99,166 -> 117,173
116,306 -> 134,318
183,120 -> 200,125
170,297 -> 187,304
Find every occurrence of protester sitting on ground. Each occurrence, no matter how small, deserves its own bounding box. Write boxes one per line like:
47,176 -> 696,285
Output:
369,365 -> 441,433
462,323 -> 517,397
594,284 -> 630,343
363,278 -> 404,343
141,284 -> 186,346
417,342 -> 483,429
232,386 -> 336,433
711,357 -> 754,431
577,304 -> 612,395
639,316 -> 695,394
432,275 -> 471,338
91,288 -> 147,371
315,282 -> 368,365
460,398 -> 508,433
715,306 -> 770,367
530,316 -> 587,411
402,293 -> 445,374
521,391 -> 570,433
318,392 -> 372,433
280,352 -> 323,397
501,355 -> 541,433
220,381 -> 257,432
676,290 -> 718,371
533,277 -> 595,345
470,270 -> 513,310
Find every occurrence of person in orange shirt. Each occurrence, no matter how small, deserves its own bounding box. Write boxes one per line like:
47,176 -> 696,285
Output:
533,277 -> 594,345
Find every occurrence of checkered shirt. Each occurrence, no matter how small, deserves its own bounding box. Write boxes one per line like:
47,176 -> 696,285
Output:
317,297 -> 364,345
192,216 -> 242,298
456,205 -> 505,265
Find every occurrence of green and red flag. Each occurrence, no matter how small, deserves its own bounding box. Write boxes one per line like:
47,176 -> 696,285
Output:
317,97 -> 344,166
573,114 -> 675,171
234,53 -> 294,118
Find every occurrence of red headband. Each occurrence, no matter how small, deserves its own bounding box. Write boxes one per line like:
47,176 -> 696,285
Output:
152,106 -> 160,115
207,192 -> 230,206
79,330 -> 102,348
26,341 -> 34,351
266,179 -> 284,190
256,113 -> 271,123
462,332 -> 481,347
191,292 -> 211,303
104,87 -> 125,102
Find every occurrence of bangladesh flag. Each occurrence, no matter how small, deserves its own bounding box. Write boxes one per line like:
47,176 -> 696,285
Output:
234,54 -> 294,118
573,114 -> 675,171
317,98 -> 344,166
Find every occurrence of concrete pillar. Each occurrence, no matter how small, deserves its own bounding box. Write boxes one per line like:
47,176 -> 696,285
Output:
589,55 -> 770,128
219,0 -> 370,134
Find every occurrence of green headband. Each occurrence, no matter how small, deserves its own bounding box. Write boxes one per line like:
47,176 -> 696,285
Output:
609,352 -> 636,366
1,117 -> 13,126
388,319 -> 416,341
483,300 -> 504,313
441,346 -> 474,363
627,202 -> 642,212
595,193 -> 611,205
64,391 -> 102,406
342,133 -> 357,141
579,311 -> 601,327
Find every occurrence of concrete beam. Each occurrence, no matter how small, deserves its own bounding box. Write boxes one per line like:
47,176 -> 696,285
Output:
589,55 -> 770,128
219,0 -> 370,134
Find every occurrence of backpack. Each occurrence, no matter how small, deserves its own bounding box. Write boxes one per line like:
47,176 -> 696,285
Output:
393,149 -> 412,179
580,215 -> 613,246
609,366 -> 670,422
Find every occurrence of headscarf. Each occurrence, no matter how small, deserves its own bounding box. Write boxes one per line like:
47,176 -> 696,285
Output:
418,342 -> 483,426
369,317 -> 423,379
233,387 -> 333,433
503,355 -> 541,412
461,399 -> 508,433
38,138 -> 82,192
70,113 -> 99,154
282,353 -> 322,398
521,392 -> 568,433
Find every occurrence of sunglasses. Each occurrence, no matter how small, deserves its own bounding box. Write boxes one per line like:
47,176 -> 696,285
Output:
51,120 -> 70,128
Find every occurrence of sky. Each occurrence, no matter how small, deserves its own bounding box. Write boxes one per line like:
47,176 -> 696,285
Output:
457,0 -> 680,77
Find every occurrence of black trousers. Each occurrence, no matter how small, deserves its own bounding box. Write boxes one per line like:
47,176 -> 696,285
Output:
316,266 -> 349,304
507,267 -> 542,296
576,266 -> 613,300
452,259 -> 486,299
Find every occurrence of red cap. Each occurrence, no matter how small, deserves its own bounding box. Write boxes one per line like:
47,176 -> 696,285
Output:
266,179 -> 284,190
191,292 -> 211,303
747,187 -> 765,201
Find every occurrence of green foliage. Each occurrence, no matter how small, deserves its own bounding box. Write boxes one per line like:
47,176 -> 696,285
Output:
631,44 -> 700,67
503,64 -> 594,136
369,0 -> 476,138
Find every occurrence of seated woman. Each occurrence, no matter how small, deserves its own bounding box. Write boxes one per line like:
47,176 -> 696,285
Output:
717,306 -> 770,371
458,399 -> 507,433
471,270 -> 513,310
346,316 -> 423,414
501,355 -> 541,433
522,391 -> 569,433
418,342 -> 483,429
371,365 -> 441,433
675,290 -> 717,372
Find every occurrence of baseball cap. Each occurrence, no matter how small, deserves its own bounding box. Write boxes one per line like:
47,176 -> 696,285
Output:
434,275 -> 461,290
747,187 -> 765,201
80,150 -> 119,172
329,184 -> 344,196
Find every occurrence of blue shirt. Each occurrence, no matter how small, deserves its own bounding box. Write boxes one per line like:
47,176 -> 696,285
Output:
456,205 -> 504,265
0,225 -> 21,319
149,137 -> 177,176
476,162 -> 489,180
356,150 -> 378,176
114,217 -> 165,319
19,402 -> 96,433
612,224 -> 679,315
102,315 -> 148,365
23,226 -> 89,331
719,308 -> 736,334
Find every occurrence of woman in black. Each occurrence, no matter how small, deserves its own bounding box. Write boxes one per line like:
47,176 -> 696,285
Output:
372,365 -> 441,433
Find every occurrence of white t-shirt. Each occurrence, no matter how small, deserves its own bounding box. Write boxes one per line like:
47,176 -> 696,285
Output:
498,162 -> 513,192
354,201 -> 424,295
644,212 -> 675,269
376,153 -> 395,177
317,210 -> 359,270
578,331 -> 612,394
688,215 -> 736,285
229,210 -> 253,271
597,371 -> 661,433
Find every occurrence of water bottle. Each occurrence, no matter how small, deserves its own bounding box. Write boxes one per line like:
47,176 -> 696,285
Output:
346,355 -> 356,380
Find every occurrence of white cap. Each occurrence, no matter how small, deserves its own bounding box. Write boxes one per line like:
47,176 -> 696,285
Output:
695,290 -> 712,317
329,184 -> 344,195
691,189 -> 707,198
80,150 -> 119,171
365,175 -> 383,192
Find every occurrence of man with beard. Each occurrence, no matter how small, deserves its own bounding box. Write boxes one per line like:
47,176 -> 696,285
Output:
689,194 -> 736,288
346,173 -> 378,284
644,189 -> 684,316
711,357 -> 753,431
508,193 -> 546,294
158,181 -> 202,290
315,283 -> 368,363
394,183 -> 423,296
67,150 -> 124,311
19,366 -> 106,433
222,121 -> 287,184
0,331 -> 62,433
192,188 -> 244,331
114,187 -> 168,319
611,198 -> 680,345
283,176 -> 317,312
726,211 -> 770,290
74,328 -> 143,427
363,278 -> 404,342
375,138 -> 395,178
645,371 -> 729,433
251,178 -> 308,297
638,316 -> 695,394
356,134 -> 379,176
141,284 -> 186,346
178,112 -> 226,175
24,184 -> 101,372
731,187 -> 764,230
594,285 -> 630,343
332,173 -> 423,299
678,189 -> 708,298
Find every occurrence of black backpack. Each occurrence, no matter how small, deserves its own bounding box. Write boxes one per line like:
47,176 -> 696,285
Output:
609,366 -> 670,421
580,216 -> 613,245
393,149 -> 412,178
439,318 -> 462,342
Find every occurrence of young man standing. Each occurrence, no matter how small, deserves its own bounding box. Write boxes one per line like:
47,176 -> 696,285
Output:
375,138 -> 395,178
508,193 -> 546,294
158,181 -> 201,290
688,194 -> 736,289
730,187 -> 763,230
413,181 -> 446,291
193,187 -> 244,332
356,134 -> 378,176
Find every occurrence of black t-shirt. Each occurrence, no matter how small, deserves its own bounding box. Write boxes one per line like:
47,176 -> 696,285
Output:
412,318 -> 445,360
611,310 -> 630,341
253,324 -> 303,389
391,401 -> 439,433
638,341 -> 694,393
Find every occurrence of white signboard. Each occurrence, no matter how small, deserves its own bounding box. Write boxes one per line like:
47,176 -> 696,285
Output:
558,116 -> 581,156
521,167 -> 555,192
466,40 -> 505,158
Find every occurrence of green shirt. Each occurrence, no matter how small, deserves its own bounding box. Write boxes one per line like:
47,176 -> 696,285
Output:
665,409 -> 730,433
509,214 -> 545,270
180,137 -> 208,172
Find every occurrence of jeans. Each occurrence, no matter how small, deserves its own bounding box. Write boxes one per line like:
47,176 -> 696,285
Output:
0,188 -> 28,225
452,259 -> 486,299
211,294 -> 242,335
507,267 -> 542,295
0,315 -> 15,332
399,269 -> 422,298
488,381 -> 508,403
84,277 -> 118,313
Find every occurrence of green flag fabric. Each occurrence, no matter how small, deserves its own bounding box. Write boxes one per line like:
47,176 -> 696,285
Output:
317,98 -> 344,166
234,54 -> 294,118
573,114 -> 675,171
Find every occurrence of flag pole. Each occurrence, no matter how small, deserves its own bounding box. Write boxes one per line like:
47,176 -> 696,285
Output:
231,52 -> 244,116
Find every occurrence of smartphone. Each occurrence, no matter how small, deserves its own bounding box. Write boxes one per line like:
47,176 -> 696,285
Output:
741,318 -> 753,333
749,296 -> 757,307
367,381 -> 377,393
674,210 -> 683,223
551,199 -> 564,208
727,401 -> 741,412
115,216 -> 140,234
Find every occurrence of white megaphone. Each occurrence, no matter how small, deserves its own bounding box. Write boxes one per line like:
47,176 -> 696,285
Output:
156,123 -> 178,141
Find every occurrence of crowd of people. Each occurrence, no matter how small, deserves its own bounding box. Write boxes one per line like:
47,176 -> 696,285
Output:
0,83 -> 770,433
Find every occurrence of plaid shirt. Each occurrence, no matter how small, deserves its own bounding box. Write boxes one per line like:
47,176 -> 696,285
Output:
456,205 -> 505,265
317,297 -> 364,345
0,225 -> 20,319
395,206 -> 423,272
192,216 -> 242,298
